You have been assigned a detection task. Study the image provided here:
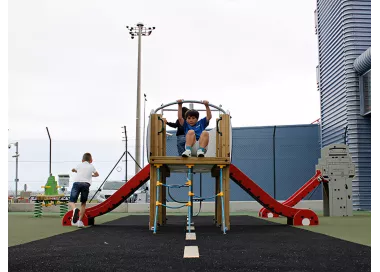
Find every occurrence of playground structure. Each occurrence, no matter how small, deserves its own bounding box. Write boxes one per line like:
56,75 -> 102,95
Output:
62,100 -> 332,232
258,144 -> 355,218
32,128 -> 69,217
32,173 -> 69,218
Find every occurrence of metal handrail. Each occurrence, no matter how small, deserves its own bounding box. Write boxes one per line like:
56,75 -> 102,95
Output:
154,100 -> 226,114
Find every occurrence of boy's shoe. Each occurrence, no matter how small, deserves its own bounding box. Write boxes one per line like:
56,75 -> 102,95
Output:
182,149 -> 192,157
197,149 -> 205,157
71,208 -> 80,225
77,220 -> 85,228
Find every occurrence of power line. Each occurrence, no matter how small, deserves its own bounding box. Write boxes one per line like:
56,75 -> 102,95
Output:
8,160 -> 139,163
8,180 -> 115,183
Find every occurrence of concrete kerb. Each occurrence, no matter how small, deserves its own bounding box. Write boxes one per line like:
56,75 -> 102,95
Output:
8,200 -> 323,213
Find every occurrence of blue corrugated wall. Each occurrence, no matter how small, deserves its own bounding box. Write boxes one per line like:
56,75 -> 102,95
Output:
316,0 -> 371,210
165,124 -> 321,203
274,125 -> 321,200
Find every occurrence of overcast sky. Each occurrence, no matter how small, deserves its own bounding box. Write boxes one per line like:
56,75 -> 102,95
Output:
7,0 -> 321,191
8,0 -> 320,140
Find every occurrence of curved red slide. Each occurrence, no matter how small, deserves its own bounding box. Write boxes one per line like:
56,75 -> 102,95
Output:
62,165 -> 150,226
259,170 -> 324,218
229,164 -> 319,226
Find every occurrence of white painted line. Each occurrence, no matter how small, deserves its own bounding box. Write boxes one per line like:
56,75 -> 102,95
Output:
186,233 -> 196,240
184,246 -> 199,258
186,226 -> 195,231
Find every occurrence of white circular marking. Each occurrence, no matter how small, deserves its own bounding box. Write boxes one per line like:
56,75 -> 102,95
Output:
302,218 -> 311,226
267,213 -> 273,218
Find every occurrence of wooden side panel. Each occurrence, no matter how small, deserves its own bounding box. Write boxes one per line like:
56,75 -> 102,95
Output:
220,114 -> 231,158
226,115 -> 231,158
160,116 -> 166,156
215,118 -> 221,157
150,114 -> 159,157
221,116 -> 227,158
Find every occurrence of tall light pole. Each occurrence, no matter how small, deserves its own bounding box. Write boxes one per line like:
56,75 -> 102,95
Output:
8,142 -> 19,198
142,93 -> 147,167
126,23 -> 155,175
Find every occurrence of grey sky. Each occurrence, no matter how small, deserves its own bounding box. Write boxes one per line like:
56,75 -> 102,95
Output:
8,0 -> 320,191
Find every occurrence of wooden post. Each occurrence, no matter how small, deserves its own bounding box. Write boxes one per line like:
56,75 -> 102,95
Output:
149,114 -> 159,230
157,115 -> 166,226
149,164 -> 157,230
149,114 -> 167,228
223,167 -> 230,230
215,176 -> 222,226
220,114 -> 230,230
161,117 -> 167,225
214,118 -> 221,226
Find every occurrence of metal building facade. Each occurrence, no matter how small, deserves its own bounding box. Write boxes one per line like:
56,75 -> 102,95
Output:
316,0 -> 371,210
166,124 -> 321,203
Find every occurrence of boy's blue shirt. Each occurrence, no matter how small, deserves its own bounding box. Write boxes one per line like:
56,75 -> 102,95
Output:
183,117 -> 209,141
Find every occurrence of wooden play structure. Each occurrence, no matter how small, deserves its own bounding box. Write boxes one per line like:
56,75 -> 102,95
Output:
147,100 -> 232,233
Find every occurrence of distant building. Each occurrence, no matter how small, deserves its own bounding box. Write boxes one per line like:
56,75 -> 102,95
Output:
315,0 -> 371,210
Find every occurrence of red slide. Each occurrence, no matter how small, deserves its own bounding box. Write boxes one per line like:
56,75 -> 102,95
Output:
259,170 -> 324,218
230,164 -> 319,226
62,165 -> 150,226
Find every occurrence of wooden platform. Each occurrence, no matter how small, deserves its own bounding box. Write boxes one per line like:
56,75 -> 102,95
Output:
149,156 -> 230,173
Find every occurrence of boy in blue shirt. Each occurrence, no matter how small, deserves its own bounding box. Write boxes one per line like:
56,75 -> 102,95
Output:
177,99 -> 212,157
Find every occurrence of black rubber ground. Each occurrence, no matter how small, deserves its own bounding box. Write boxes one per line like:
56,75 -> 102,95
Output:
8,215 -> 370,272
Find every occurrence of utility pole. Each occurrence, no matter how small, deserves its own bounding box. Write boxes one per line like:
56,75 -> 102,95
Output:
46,127 -> 52,177
126,23 -> 155,174
142,93 -> 147,167
8,142 -> 19,198
122,126 -> 128,182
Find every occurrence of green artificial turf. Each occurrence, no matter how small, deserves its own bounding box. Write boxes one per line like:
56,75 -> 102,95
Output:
8,212 -> 129,247
255,211 -> 371,246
